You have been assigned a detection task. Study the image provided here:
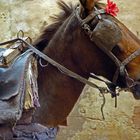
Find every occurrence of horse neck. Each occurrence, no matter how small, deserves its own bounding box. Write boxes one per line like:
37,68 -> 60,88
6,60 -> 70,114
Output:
36,48 -> 85,126
36,16 -> 87,126
35,14 -> 117,126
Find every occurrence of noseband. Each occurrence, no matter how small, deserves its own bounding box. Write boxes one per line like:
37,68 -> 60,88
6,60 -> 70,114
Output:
75,5 -> 140,90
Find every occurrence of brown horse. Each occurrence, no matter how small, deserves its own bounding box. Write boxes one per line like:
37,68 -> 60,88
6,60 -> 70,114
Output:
33,0 -> 140,128
1,0 -> 140,139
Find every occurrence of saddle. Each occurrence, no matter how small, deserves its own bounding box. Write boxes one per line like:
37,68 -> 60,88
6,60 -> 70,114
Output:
0,49 -> 38,124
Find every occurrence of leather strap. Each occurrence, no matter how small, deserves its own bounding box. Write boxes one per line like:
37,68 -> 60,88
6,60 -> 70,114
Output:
0,38 -> 111,94
75,6 -> 123,84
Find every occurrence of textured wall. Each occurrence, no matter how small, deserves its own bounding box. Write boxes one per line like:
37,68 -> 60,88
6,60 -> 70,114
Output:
0,0 -> 139,41
0,0 -> 58,41
0,0 -> 140,140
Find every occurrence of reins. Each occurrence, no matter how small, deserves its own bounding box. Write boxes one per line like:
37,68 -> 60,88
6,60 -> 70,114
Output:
0,37 -> 110,93
0,34 -> 114,119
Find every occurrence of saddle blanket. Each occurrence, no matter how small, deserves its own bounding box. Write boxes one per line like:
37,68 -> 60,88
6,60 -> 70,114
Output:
0,49 -> 39,125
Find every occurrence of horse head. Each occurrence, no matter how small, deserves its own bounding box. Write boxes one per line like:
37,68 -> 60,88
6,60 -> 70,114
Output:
78,0 -> 140,99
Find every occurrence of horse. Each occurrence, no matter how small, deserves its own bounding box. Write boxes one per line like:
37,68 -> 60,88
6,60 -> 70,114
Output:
33,0 -> 140,127
0,0 -> 140,139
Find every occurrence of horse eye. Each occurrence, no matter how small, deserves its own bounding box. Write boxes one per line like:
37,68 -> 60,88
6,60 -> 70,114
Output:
90,17 -> 99,30
91,17 -> 99,24
112,45 -> 121,54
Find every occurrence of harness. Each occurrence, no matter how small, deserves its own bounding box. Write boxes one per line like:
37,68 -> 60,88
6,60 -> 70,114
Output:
76,6 -> 140,90
0,6 -> 140,119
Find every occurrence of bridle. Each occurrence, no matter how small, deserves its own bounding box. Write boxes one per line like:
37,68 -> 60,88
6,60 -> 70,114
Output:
0,6 -> 140,119
75,5 -> 140,90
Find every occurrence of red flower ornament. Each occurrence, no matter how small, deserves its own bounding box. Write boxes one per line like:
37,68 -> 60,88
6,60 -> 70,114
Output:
105,0 -> 119,16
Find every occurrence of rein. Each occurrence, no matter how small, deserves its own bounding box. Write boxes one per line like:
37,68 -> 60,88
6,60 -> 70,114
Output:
0,34 -> 114,119
0,37 -> 110,93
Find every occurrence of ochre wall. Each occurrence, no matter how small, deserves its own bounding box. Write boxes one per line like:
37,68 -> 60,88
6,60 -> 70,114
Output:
0,0 -> 140,140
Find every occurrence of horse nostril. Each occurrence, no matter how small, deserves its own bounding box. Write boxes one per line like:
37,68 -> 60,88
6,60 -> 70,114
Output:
131,84 -> 140,100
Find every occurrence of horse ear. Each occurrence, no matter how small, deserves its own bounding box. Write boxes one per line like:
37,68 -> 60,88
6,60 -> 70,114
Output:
79,0 -> 95,13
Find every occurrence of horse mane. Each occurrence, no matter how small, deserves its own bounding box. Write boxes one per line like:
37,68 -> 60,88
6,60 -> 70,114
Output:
34,0 -> 74,51
34,1 -> 109,51
34,0 -> 140,53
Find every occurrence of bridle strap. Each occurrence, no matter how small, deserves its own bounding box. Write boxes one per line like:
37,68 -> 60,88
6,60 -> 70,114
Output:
120,48 -> 140,87
75,6 -> 123,85
121,48 -> 140,68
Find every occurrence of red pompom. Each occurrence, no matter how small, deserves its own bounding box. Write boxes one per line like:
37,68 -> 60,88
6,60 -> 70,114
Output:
105,0 -> 119,16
